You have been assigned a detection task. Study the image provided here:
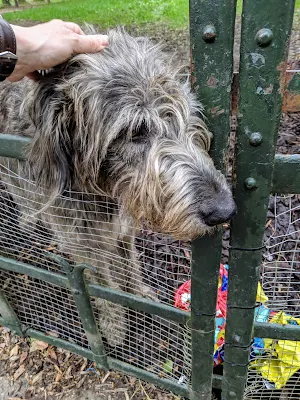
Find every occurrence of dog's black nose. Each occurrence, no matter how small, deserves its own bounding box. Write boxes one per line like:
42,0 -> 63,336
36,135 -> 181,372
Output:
202,200 -> 237,227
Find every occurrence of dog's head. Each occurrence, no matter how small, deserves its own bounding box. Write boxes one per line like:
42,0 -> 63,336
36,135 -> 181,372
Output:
26,28 -> 236,240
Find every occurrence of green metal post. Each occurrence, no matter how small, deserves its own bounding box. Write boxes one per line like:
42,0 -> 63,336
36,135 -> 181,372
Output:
222,1 -> 296,399
52,256 -> 109,370
0,290 -> 23,336
189,1 -> 237,398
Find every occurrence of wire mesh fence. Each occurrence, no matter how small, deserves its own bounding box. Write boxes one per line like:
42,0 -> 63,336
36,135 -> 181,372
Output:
1,157 -> 299,398
243,194 -> 300,399
0,270 -> 89,348
0,160 -> 192,385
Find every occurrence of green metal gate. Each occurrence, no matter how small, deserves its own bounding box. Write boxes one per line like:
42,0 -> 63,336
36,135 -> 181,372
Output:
0,1 -> 300,399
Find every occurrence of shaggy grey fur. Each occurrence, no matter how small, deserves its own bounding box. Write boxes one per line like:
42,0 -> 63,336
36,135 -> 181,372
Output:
0,27 -> 236,346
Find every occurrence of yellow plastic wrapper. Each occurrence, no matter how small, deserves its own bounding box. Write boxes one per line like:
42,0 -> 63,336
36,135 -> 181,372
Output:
252,311 -> 300,389
256,282 -> 268,303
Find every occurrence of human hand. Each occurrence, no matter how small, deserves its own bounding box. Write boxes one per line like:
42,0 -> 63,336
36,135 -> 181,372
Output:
8,19 -> 108,82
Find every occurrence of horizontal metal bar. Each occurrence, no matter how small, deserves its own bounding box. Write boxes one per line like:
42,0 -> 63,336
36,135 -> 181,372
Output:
0,255 -> 69,287
88,284 -> 189,325
25,326 -> 98,362
0,133 -> 30,160
0,255 -> 189,324
254,321 -> 300,341
108,358 -> 189,397
271,154 -> 300,194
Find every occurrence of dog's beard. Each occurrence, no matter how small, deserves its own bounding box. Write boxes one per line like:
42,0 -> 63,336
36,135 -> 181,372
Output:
110,139 -> 230,241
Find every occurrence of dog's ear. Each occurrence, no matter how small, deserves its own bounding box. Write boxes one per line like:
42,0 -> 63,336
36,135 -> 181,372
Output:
26,68 -> 75,200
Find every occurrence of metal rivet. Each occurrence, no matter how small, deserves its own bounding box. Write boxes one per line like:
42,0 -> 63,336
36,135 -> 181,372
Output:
245,177 -> 257,190
256,28 -> 273,47
249,132 -> 262,146
203,25 -> 216,43
229,391 -> 237,398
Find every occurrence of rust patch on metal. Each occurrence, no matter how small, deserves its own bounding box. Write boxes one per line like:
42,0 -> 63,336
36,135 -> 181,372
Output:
231,68 -> 300,114
231,72 -> 239,114
256,84 -> 274,95
190,48 -> 196,87
276,61 -> 286,72
282,70 -> 300,113
210,106 -> 225,116
207,75 -> 217,88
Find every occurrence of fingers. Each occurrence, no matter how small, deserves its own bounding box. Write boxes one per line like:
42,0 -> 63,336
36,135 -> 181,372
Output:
72,34 -> 109,54
7,71 -> 25,82
63,21 -> 85,35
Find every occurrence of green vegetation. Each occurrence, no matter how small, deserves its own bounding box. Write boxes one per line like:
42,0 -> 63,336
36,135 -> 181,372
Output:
2,0 -> 300,27
2,0 -> 189,28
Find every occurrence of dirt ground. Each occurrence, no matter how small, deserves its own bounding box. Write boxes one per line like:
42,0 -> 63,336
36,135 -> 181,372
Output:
0,13 -> 299,400
0,324 -> 181,399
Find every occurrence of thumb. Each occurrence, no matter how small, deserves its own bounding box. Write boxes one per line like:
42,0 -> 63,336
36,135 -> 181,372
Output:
73,34 -> 109,54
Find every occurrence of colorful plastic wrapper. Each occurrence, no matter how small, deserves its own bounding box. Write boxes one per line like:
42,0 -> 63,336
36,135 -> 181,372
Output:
174,264 -> 300,388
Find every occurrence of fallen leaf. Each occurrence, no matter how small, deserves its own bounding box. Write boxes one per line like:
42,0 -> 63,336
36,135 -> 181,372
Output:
65,365 -> 73,379
54,364 -> 63,375
49,347 -> 57,361
184,249 -> 191,260
55,372 -> 62,383
80,358 -> 88,371
30,339 -> 49,353
19,351 -> 28,365
13,365 -> 25,380
129,376 -> 136,386
32,371 -> 43,385
162,359 -> 173,374
10,344 -> 19,357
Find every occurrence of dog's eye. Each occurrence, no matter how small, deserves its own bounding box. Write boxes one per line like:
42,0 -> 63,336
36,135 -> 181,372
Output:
131,123 -> 148,141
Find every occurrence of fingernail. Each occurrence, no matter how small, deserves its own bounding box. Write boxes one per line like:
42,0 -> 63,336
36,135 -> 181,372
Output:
96,34 -> 109,45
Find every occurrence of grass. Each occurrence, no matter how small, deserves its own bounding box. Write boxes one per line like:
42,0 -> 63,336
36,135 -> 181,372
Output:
2,0 -> 300,28
2,0 -> 189,28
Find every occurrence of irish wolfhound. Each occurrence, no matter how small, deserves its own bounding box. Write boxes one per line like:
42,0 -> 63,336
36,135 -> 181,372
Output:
0,27 -> 236,347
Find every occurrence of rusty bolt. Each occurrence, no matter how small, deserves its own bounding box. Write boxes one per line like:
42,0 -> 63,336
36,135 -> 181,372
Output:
203,25 -> 216,43
245,177 -> 257,190
256,28 -> 273,47
249,132 -> 262,146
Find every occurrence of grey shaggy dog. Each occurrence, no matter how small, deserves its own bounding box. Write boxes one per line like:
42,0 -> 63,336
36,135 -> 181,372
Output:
0,27 -> 236,346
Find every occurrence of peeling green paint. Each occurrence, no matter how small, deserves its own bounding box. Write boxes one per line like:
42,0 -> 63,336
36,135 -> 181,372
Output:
189,0 -> 237,399
222,1 -> 296,399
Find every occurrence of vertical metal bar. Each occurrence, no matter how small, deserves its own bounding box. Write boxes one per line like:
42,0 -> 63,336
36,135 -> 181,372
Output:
0,290 -> 23,336
52,256 -> 109,370
189,1 -> 237,398
222,1 -> 296,399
